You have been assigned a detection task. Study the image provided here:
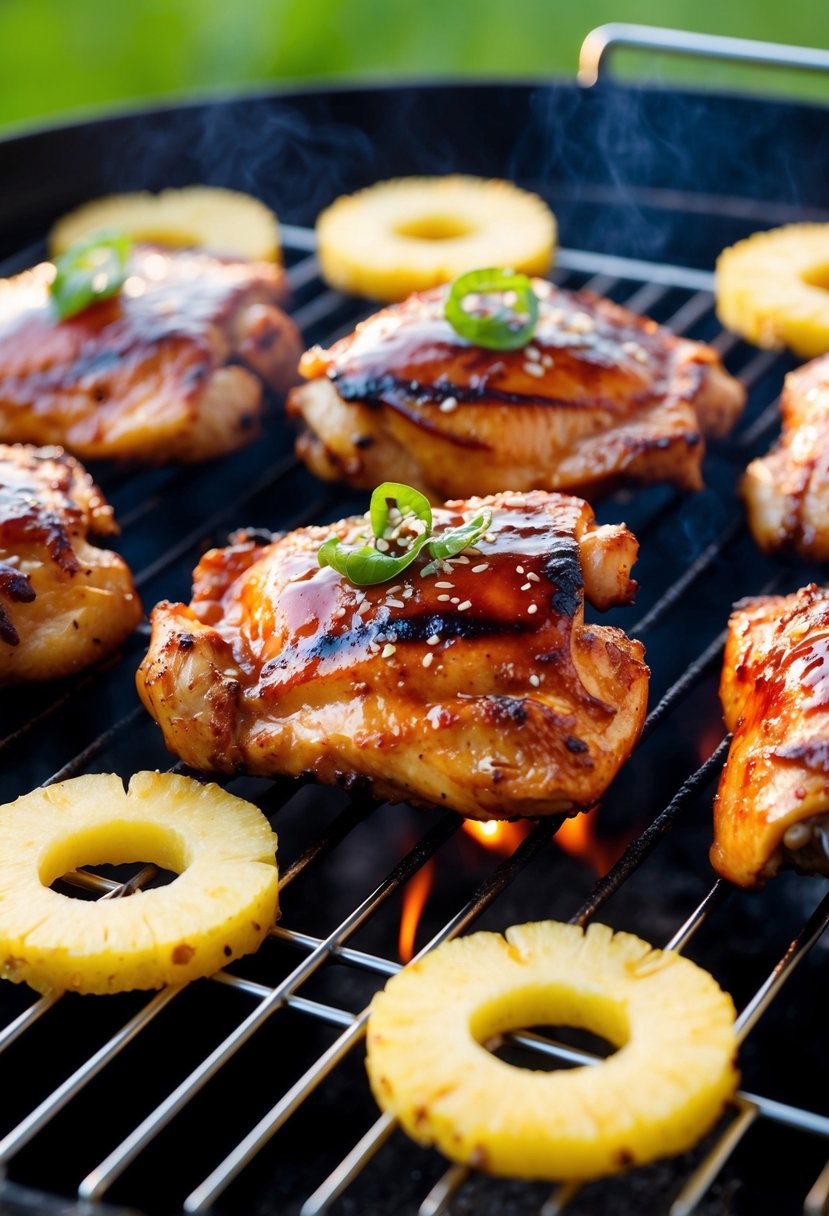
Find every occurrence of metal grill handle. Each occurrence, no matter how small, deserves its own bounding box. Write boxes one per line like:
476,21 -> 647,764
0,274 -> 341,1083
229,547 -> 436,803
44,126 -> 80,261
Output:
578,22 -> 829,88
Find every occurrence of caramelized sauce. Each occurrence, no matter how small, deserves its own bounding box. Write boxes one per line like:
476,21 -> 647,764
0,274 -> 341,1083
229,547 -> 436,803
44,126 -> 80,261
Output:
227,498 -> 588,695
0,453 -> 82,574
0,562 -> 35,645
0,245 -> 284,394
306,285 -> 677,419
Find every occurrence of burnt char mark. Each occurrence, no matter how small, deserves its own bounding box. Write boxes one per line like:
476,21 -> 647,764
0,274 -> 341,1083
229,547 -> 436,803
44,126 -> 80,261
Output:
391,612 -> 537,644
332,372 -> 645,414
40,511 -> 82,575
259,610 -> 543,681
543,536 -> 582,617
565,736 -> 589,753
488,696 -> 529,725
65,349 -> 123,380
0,563 -> 36,646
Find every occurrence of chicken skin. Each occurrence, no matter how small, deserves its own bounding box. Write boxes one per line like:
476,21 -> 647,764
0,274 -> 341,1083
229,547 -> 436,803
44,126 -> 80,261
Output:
742,355 -> 829,559
137,491 -> 649,820
0,244 -> 302,463
711,585 -> 829,888
287,282 -> 745,501
0,444 -> 141,683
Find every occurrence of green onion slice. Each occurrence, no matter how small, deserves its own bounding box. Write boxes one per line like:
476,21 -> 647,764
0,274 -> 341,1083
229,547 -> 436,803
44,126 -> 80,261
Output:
318,482 -> 495,588
50,229 -> 131,321
421,509 -> 492,575
444,268 -> 539,351
369,481 -> 432,539
318,532 -> 431,585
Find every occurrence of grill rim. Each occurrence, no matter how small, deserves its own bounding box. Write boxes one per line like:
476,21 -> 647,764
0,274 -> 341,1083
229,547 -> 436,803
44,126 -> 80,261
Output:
1,106 -> 828,1211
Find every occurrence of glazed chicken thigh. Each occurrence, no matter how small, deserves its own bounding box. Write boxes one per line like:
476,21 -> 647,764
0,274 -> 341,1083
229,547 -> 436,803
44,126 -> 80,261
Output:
712,585 -> 829,887
742,355 -> 829,559
0,244 -> 302,462
0,444 -> 141,683
137,490 -> 649,820
288,282 -> 745,501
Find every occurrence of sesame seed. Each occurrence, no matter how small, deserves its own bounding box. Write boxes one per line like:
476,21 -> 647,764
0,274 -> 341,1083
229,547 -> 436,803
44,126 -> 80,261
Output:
471,562 -> 489,573
451,597 -> 460,605
458,600 -> 472,611
440,396 -> 458,413
403,587 -> 414,599
387,585 -> 402,594
454,555 -> 471,564
527,572 -> 540,582
333,606 -> 346,618
437,593 -> 451,602
386,598 -> 404,609
521,582 -> 531,591
376,538 -> 390,552
427,635 -> 440,647
524,361 -> 544,377
516,565 -> 525,574
569,311 -> 595,333
541,354 -> 554,367
422,653 -> 434,668
484,533 -> 496,543
357,600 -> 371,615
435,581 -> 454,589
527,604 -> 538,615
381,643 -> 396,658
529,674 -> 541,688
525,345 -> 540,361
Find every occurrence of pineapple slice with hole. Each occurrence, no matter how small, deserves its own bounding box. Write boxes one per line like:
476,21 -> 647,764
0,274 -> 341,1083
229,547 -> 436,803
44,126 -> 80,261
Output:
0,771 -> 278,994
366,920 -> 738,1180
49,186 -> 281,263
316,175 -> 556,301
716,223 -> 829,358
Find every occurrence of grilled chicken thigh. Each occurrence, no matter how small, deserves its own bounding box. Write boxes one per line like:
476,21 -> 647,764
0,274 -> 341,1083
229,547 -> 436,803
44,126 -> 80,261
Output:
711,585 -> 829,888
0,245 -> 302,462
287,283 -> 745,500
743,356 -> 829,559
0,444 -> 141,683
137,491 -> 649,819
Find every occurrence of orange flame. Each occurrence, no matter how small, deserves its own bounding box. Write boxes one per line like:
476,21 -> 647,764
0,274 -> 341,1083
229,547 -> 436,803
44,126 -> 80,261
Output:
398,860 -> 435,963
555,806 -> 623,875
461,819 -> 530,855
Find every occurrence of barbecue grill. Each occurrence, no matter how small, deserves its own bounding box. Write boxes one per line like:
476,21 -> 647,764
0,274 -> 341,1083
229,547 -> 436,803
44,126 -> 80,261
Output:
1,25 -> 829,1216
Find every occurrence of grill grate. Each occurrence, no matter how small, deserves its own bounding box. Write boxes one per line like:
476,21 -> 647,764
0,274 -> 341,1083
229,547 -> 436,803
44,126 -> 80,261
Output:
1,226 -> 827,1216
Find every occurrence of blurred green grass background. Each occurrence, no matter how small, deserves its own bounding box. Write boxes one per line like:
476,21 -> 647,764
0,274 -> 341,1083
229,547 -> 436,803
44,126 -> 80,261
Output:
1,0 -> 826,134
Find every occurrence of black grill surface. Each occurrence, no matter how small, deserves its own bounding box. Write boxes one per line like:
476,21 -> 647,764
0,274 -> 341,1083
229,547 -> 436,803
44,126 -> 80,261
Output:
1,79 -> 829,1216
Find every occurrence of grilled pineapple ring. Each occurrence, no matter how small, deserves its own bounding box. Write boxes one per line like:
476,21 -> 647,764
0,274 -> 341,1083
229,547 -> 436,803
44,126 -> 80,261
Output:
716,224 -> 829,357
317,176 -> 556,301
0,772 -> 279,995
49,186 -> 281,263
367,921 -> 738,1180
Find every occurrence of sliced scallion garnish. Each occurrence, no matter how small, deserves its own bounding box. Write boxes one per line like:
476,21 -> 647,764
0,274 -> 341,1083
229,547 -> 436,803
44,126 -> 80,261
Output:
444,267 -> 539,351
318,482 -> 493,588
50,229 -> 131,321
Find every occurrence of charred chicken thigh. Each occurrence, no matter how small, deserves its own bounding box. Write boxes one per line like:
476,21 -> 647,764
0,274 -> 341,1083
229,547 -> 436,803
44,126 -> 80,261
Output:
287,282 -> 745,500
0,244 -> 301,463
743,355 -> 829,559
137,490 -> 649,820
0,444 -> 141,683
712,585 -> 829,888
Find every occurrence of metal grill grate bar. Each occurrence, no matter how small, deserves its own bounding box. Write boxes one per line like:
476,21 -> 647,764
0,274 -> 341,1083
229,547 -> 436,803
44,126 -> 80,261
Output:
0,227 -> 819,1216
79,812 -> 461,1201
